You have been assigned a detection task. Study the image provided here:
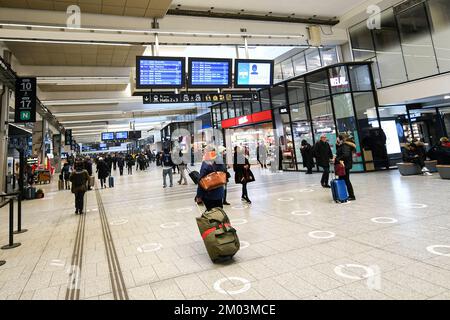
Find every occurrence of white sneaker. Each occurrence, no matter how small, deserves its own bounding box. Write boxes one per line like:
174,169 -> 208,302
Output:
424,172 -> 433,176
422,167 -> 429,172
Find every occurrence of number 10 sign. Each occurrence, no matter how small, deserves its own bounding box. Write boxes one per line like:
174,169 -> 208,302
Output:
15,77 -> 37,123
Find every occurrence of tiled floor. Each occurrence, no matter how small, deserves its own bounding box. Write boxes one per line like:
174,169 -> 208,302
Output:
0,165 -> 449,300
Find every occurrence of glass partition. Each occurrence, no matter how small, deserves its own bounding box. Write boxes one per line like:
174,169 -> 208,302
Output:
287,79 -> 306,105
427,0 -> 450,73
310,97 -> 337,153
270,84 -> 287,108
260,89 -> 271,111
306,71 -> 330,99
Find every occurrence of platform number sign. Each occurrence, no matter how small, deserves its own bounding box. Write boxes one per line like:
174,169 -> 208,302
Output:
15,77 -> 37,123
65,129 -> 72,146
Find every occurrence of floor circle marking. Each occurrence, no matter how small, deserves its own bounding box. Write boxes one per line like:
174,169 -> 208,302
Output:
334,264 -> 375,280
299,189 -> 314,193
404,203 -> 428,209
109,218 -> 128,226
371,217 -> 398,224
213,277 -> 251,295
426,245 -> 450,257
308,231 -> 336,239
277,197 -> 294,202
137,243 -> 163,253
291,210 -> 312,216
230,219 -> 248,226
160,222 -> 180,229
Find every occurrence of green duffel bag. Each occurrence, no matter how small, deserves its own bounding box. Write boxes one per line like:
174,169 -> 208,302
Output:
196,207 -> 240,263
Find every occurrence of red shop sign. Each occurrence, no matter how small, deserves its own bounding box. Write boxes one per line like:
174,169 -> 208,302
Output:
221,110 -> 272,129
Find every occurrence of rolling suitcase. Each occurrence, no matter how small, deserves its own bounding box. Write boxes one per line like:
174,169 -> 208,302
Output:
89,176 -> 95,188
108,176 -> 114,188
195,205 -> 240,263
331,165 -> 349,203
186,167 -> 200,185
25,187 -> 36,200
58,179 -> 64,191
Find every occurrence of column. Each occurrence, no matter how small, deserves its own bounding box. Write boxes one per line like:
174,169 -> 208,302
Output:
0,83 -> 9,193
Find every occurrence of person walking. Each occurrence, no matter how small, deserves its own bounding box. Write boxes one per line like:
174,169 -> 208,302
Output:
313,134 -> 333,188
335,134 -> 356,201
162,148 -> 174,188
300,140 -> 314,174
112,154 -> 117,171
233,146 -> 255,204
61,162 -> 71,190
177,150 -> 188,185
105,154 -> 113,174
217,146 -> 231,205
117,154 -> 125,176
84,156 -> 93,190
257,142 -> 268,169
195,149 -> 226,211
69,160 -> 89,214
96,157 -> 109,188
126,154 -> 134,175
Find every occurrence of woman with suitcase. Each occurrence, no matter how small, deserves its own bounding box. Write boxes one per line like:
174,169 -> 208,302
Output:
96,157 -> 109,189
335,134 -> 356,201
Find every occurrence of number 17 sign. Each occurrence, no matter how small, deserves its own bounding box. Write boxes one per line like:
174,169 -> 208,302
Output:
15,77 -> 37,123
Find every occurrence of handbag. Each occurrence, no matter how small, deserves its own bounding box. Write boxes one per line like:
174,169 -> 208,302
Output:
335,163 -> 346,177
199,169 -> 227,191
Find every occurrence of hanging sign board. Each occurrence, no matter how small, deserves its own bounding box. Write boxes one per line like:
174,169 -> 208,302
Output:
15,77 -> 37,123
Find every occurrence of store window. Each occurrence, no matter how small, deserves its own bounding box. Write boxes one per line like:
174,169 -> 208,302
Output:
252,99 -> 262,113
287,79 -> 306,105
227,102 -> 236,119
305,48 -> 322,71
281,59 -> 295,80
329,66 -> 351,94
397,3 -> 439,80
290,103 -> 312,167
349,21 -> 376,61
221,103 -> 228,120
274,63 -> 284,82
306,70 -> 330,100
310,97 -> 337,153
234,102 -> 244,117
349,64 -> 372,92
270,84 -> 287,108
292,51 -> 307,75
260,89 -> 271,111
427,0 -> 450,73
372,8 -> 408,87
320,47 -> 339,66
242,101 -> 252,115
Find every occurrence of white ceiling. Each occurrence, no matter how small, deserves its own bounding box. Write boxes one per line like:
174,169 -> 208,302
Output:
171,0 -> 370,19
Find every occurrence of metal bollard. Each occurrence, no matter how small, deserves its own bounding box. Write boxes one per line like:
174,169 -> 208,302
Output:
1,199 -> 21,250
14,194 -> 27,234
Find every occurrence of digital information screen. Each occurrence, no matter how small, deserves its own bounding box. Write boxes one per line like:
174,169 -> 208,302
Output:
235,60 -> 274,88
189,58 -> 231,88
136,57 -> 185,89
115,131 -> 128,140
101,132 -> 114,141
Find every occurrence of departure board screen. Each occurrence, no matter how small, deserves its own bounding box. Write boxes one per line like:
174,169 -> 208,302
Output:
101,132 -> 114,141
136,56 -> 185,89
115,131 -> 128,139
188,58 -> 232,88
234,59 -> 274,88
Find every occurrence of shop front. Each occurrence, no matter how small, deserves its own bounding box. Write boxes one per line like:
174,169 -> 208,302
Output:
211,62 -> 387,172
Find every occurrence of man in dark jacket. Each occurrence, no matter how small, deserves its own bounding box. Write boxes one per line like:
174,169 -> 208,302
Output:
117,154 -> 125,176
96,157 -> 110,188
70,160 -> 89,214
335,134 -> 356,201
300,140 -> 314,174
162,149 -> 174,188
83,156 -> 93,190
313,134 -> 333,188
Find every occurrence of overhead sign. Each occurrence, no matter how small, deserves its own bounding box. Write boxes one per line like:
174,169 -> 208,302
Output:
330,76 -> 349,87
64,129 -> 72,146
143,92 -> 258,104
15,77 -> 37,123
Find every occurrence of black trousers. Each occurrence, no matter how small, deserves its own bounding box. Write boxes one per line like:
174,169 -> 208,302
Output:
75,191 -> 85,212
127,166 -> 133,175
223,184 -> 228,203
119,166 -> 124,176
339,168 -> 355,198
320,165 -> 330,186
203,199 -> 223,211
242,183 -> 249,198
100,178 -> 106,188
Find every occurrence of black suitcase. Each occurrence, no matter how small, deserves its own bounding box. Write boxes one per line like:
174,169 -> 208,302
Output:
188,169 -> 200,184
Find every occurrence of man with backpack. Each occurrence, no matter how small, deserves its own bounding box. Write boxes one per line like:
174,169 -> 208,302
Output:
162,148 -> 174,188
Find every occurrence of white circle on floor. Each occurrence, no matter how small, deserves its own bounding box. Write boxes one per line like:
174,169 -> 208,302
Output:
404,203 -> 428,209
426,245 -> 450,257
137,243 -> 163,253
213,277 -> 251,295
49,259 -> 65,267
160,222 -> 180,229
278,197 -> 294,202
371,217 -> 398,224
334,264 -> 376,280
308,231 -> 336,239
299,189 -> 314,193
176,207 -> 193,213
240,241 -> 250,249
232,205 -> 248,210
291,210 -> 312,216
230,219 -> 248,226
110,219 -> 128,226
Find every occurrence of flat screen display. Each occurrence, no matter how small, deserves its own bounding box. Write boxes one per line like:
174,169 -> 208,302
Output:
99,143 -> 107,149
129,131 -> 142,139
101,132 -> 114,141
115,131 -> 128,140
136,56 -> 185,89
234,59 -> 274,88
188,58 -> 232,88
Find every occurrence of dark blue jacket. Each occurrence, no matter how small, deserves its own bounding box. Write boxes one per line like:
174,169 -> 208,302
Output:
196,161 -> 225,201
